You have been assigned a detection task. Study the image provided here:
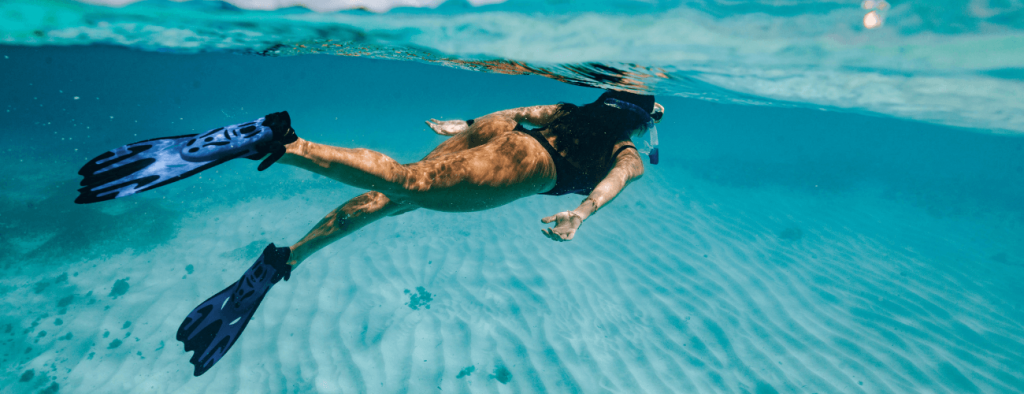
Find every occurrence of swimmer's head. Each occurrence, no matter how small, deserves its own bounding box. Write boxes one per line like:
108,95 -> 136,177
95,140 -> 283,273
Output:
596,91 -> 654,112
602,98 -> 654,136
594,90 -> 662,130
595,90 -> 661,164
544,90 -> 662,166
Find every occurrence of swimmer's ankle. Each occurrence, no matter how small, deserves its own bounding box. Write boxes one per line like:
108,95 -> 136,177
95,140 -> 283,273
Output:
286,245 -> 301,267
284,138 -> 309,157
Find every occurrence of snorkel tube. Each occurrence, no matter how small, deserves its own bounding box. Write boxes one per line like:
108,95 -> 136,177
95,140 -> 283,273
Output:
603,97 -> 660,165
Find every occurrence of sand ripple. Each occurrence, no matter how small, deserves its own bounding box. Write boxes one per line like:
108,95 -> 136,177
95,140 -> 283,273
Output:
3,168 -> 1022,393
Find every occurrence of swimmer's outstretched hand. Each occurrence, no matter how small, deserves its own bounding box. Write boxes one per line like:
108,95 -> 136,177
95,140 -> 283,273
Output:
425,119 -> 469,136
541,211 -> 584,242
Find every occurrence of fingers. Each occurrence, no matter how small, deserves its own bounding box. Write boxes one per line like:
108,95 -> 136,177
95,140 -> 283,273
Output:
541,228 -> 561,242
426,122 -> 446,135
541,215 -> 555,223
541,227 -> 573,242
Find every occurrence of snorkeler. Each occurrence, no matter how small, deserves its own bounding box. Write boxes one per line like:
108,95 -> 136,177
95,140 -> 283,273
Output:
75,90 -> 664,376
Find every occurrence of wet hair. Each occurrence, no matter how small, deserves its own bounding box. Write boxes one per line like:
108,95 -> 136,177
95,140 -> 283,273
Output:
544,92 -> 655,182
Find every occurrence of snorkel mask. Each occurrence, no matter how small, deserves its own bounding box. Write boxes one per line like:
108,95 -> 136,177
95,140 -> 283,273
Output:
603,97 -> 660,164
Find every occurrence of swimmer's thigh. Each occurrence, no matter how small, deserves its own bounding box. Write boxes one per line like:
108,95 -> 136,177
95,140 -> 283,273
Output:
399,131 -> 556,212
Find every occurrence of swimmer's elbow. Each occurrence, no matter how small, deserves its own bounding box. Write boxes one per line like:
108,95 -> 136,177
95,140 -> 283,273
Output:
625,161 -> 644,183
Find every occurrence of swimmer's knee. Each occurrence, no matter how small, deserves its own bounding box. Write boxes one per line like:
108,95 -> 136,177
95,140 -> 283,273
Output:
341,191 -> 391,214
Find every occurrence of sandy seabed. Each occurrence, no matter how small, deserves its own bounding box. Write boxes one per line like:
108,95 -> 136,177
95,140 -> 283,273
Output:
1,164 -> 1022,394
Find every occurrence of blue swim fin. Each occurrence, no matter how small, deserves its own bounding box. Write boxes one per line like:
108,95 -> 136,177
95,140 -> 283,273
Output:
176,243 -> 292,377
75,112 -> 296,204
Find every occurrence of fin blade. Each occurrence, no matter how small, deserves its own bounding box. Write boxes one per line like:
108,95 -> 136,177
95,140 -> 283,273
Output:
176,285 -> 264,376
75,134 -> 246,204
176,244 -> 290,376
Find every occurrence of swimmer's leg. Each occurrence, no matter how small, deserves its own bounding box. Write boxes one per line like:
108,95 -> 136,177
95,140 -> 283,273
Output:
287,191 -> 415,267
277,138 -> 412,194
277,131 -> 555,211
275,116 -> 506,196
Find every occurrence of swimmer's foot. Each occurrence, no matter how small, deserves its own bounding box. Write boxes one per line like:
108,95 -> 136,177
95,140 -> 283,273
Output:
75,111 -> 298,203
176,243 -> 292,376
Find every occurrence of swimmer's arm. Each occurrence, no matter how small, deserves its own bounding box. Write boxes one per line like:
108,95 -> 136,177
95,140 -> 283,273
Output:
575,144 -> 644,220
542,142 -> 643,241
428,105 -> 561,136
489,105 -> 562,127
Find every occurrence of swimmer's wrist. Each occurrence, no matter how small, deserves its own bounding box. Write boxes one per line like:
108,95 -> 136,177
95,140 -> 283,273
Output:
572,197 -> 598,220
568,210 -> 588,222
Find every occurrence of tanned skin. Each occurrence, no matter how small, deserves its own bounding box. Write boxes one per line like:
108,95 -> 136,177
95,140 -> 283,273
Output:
277,104 -> 649,267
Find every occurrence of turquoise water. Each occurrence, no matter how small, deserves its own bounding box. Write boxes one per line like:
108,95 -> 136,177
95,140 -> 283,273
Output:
1,1 -> 1023,393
